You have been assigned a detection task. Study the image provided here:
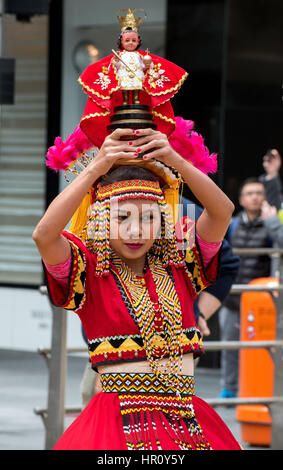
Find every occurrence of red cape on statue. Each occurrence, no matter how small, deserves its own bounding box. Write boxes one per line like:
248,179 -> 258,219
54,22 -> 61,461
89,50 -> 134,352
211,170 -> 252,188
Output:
78,51 -> 188,148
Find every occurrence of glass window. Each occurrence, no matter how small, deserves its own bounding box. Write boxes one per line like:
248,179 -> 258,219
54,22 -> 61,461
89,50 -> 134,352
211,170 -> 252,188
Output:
0,14 -> 48,285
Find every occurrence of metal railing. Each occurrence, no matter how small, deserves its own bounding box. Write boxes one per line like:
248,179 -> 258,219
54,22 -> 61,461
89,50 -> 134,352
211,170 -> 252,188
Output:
34,247 -> 283,450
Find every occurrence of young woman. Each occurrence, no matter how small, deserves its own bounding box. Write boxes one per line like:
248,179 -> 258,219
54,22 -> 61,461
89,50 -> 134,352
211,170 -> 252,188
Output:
33,127 -> 241,450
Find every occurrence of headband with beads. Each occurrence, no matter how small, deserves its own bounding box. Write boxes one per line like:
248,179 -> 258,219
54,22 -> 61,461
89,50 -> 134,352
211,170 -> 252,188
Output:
84,179 -> 184,276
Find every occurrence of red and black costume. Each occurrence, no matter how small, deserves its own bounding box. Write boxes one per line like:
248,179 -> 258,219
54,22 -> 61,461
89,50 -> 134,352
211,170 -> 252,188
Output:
43,230 -> 241,450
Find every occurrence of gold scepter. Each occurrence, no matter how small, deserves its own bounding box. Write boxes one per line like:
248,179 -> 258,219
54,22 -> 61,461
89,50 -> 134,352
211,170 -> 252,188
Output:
111,49 -> 138,78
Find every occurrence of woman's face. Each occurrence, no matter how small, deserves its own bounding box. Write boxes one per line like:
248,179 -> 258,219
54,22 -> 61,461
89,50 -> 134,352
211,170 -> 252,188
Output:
121,31 -> 140,51
109,198 -> 161,261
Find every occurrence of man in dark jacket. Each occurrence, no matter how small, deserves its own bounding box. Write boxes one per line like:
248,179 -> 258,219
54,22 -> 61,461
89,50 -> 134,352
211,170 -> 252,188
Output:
181,198 -> 240,338
218,177 -> 273,398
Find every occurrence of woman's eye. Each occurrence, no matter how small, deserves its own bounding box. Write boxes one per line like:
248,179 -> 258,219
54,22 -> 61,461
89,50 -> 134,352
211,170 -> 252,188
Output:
142,214 -> 154,222
118,215 -> 128,222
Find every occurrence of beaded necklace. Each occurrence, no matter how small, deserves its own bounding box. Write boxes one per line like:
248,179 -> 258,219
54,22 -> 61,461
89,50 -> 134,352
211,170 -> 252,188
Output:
84,178 -> 185,393
110,251 -> 184,394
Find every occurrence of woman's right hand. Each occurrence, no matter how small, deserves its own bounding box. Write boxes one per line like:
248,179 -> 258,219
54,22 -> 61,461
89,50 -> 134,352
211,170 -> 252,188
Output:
32,129 -> 138,265
90,128 -> 139,176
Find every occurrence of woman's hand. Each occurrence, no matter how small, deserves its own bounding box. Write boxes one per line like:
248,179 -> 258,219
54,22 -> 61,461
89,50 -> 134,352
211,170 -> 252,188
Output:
129,128 -> 181,168
130,128 -> 234,242
91,128 -> 139,175
33,129 -> 136,259
197,315 -> 211,337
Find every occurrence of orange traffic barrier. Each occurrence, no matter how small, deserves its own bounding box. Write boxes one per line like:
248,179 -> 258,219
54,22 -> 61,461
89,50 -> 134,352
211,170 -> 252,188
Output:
236,277 -> 278,447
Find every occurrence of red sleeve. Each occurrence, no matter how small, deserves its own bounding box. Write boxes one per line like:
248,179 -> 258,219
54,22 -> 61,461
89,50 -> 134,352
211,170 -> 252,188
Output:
184,240 -> 221,300
176,217 -> 220,299
43,232 -> 89,313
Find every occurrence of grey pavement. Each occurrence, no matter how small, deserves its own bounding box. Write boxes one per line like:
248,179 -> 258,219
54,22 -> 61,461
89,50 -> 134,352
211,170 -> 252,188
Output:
0,349 -> 271,451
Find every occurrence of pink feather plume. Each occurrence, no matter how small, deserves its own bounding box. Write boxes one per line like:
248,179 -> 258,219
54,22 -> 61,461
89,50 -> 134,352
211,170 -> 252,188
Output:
169,116 -> 217,174
46,125 -> 92,171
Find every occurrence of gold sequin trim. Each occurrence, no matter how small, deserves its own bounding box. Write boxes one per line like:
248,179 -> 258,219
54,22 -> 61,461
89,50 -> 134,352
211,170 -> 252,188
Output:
152,111 -> 176,125
80,111 -> 110,121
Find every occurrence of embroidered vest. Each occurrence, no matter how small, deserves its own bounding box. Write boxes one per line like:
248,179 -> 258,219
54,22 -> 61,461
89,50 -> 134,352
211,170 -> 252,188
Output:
44,231 -> 219,369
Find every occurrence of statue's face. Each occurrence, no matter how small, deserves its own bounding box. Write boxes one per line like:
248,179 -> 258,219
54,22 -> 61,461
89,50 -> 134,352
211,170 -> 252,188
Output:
121,31 -> 140,51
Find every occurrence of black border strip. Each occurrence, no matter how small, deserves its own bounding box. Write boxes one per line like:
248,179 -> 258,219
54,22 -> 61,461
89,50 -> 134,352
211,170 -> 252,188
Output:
45,0 -> 62,210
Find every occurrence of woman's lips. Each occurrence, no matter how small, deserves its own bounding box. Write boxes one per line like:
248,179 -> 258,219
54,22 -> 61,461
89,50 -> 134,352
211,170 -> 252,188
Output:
124,242 -> 144,250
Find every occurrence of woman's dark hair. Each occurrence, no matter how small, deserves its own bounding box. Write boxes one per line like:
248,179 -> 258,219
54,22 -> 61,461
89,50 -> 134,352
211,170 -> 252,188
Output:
99,165 -> 159,187
117,28 -> 142,50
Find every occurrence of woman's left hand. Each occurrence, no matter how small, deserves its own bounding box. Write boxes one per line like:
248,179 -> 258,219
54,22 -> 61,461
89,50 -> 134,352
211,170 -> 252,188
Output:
131,128 -> 180,167
197,315 -> 211,338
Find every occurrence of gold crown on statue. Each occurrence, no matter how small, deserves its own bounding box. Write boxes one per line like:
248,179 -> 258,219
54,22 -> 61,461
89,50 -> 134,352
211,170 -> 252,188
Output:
117,8 -> 147,32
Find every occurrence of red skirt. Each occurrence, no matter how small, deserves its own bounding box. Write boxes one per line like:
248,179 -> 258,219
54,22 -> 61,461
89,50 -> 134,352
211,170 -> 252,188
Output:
54,373 -> 241,451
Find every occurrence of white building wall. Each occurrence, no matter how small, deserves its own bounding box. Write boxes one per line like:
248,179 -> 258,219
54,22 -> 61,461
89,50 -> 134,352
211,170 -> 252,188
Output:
0,287 -> 83,351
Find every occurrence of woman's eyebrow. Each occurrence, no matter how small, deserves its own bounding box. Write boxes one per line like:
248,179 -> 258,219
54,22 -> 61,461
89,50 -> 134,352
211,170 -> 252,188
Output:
114,209 -> 131,215
141,209 -> 156,215
142,207 -> 160,213
111,206 -> 159,216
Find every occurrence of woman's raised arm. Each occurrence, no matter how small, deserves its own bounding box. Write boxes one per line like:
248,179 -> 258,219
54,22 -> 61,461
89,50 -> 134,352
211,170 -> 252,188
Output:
168,154 -> 234,243
129,128 -> 234,243
32,128 -> 139,264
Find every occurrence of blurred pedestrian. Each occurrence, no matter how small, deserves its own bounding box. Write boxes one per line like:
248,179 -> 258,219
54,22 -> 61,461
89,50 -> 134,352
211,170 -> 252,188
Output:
181,198 -> 240,338
259,148 -> 282,210
218,177 -> 274,398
